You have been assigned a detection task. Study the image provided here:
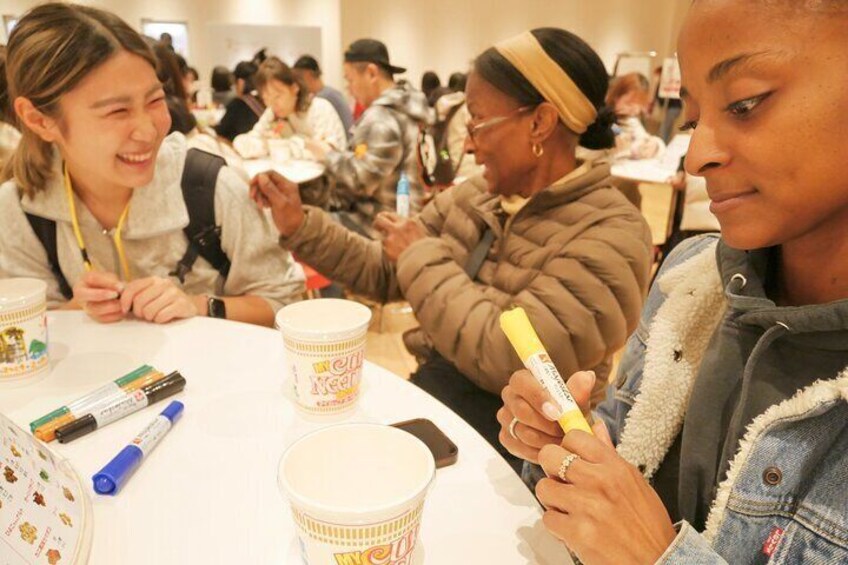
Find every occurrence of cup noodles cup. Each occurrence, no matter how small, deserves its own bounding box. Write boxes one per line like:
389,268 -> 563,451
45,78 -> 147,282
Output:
0,278 -> 49,385
279,423 -> 435,565
276,299 -> 372,415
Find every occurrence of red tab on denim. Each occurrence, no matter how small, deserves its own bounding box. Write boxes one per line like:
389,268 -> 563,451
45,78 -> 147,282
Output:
762,527 -> 784,557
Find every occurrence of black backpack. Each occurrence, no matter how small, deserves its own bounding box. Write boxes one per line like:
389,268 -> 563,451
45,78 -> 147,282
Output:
24,149 -> 231,300
416,101 -> 465,188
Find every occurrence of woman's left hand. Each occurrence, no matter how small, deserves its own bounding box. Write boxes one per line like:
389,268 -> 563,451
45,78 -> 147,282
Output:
119,277 -> 201,324
373,212 -> 427,263
536,430 -> 677,565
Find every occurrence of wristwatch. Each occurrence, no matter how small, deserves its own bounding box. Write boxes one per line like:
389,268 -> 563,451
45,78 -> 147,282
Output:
207,296 -> 227,319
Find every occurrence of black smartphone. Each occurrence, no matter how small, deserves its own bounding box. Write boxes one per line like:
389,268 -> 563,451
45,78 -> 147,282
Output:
391,418 -> 459,468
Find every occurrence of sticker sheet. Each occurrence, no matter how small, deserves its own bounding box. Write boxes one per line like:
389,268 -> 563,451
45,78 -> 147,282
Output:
0,412 -> 85,565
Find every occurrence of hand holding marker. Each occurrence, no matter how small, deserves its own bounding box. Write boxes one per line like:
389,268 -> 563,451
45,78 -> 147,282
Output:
499,307 -> 593,435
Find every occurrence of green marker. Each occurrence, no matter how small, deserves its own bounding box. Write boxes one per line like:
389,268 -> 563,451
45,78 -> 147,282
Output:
29,365 -> 153,432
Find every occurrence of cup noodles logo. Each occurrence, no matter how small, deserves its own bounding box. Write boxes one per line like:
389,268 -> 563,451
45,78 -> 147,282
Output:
333,528 -> 417,565
310,351 -> 364,400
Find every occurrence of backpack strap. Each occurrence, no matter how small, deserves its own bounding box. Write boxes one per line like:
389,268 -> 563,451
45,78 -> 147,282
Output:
464,228 -> 495,280
23,213 -> 74,300
170,148 -> 231,284
240,93 -> 265,119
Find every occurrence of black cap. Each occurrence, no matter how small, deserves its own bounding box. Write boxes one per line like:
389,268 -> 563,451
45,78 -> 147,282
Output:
55,414 -> 97,444
344,39 -> 406,75
293,55 -> 321,75
142,371 -> 186,405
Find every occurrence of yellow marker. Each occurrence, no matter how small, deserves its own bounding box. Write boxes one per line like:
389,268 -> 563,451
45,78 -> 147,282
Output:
500,308 -> 593,435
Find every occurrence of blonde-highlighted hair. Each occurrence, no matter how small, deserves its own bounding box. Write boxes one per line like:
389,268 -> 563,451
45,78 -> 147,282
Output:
0,3 -> 156,195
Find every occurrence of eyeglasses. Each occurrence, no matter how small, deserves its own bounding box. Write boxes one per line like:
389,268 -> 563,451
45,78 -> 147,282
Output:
465,106 -> 534,142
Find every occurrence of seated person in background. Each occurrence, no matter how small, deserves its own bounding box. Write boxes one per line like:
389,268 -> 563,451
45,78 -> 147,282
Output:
607,72 -> 666,160
428,71 -> 469,104
305,39 -> 430,237
420,70 -> 441,106
254,28 -> 653,468
153,46 -> 243,169
0,3 -> 303,327
233,57 -> 346,160
214,61 -> 266,142
424,73 -> 482,189
293,55 -> 354,141
498,1 -> 848,563
210,65 -> 235,107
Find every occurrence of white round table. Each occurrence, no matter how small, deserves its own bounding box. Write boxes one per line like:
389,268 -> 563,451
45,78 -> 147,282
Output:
0,312 -> 572,564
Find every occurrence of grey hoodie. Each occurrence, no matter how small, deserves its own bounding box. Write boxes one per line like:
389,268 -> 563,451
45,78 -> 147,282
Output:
325,80 -> 430,237
653,241 -> 848,530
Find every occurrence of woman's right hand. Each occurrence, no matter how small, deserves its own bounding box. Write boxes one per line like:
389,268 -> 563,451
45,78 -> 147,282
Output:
249,170 -> 305,238
72,271 -> 125,324
497,370 -> 596,464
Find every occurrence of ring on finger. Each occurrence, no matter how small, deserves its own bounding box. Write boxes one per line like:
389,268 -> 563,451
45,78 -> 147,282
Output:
557,453 -> 579,482
508,417 -> 520,440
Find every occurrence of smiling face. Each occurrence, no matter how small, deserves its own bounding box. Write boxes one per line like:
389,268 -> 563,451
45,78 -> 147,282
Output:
464,71 -> 538,196
678,0 -> 848,250
48,50 -> 171,194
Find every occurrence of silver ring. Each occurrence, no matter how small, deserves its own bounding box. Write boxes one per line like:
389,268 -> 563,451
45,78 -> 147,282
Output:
557,453 -> 579,482
508,417 -> 520,440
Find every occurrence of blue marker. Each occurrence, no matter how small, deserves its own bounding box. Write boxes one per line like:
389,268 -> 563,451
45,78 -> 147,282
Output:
92,401 -> 184,495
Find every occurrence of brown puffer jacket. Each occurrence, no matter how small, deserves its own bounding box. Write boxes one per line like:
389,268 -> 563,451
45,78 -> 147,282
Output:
281,159 -> 653,402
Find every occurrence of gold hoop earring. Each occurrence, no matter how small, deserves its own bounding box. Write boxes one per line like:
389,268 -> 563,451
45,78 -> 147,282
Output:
532,143 -> 544,158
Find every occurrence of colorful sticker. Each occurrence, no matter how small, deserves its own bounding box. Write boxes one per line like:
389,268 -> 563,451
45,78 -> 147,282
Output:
19,521 -> 37,544
47,548 -> 62,564
62,486 -> 74,502
4,465 -> 18,483
59,513 -> 72,527
32,491 -> 45,506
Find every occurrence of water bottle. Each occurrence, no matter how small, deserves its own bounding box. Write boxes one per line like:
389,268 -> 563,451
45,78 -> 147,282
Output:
396,172 -> 410,218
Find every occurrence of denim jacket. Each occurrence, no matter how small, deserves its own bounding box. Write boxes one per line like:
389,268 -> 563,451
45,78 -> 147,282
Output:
527,234 -> 848,563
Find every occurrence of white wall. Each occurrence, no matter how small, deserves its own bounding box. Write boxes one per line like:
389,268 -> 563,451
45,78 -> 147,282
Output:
340,0 -> 686,88
0,0 -> 692,94
0,0 -> 345,88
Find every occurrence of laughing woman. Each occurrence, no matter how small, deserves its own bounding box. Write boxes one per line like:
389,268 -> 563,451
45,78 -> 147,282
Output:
0,3 -> 303,326
498,1 -> 848,563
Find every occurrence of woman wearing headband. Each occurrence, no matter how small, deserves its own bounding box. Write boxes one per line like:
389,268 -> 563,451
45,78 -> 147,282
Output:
253,28 -> 652,466
499,1 -> 848,563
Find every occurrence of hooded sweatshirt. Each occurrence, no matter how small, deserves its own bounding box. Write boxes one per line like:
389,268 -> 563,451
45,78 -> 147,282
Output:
653,241 -> 848,530
325,80 -> 430,237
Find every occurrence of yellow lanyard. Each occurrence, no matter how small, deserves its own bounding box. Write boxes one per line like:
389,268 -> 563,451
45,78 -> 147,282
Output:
63,164 -> 133,281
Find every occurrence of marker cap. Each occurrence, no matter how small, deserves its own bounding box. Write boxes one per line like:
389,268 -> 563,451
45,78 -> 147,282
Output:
54,414 -> 97,444
92,445 -> 143,495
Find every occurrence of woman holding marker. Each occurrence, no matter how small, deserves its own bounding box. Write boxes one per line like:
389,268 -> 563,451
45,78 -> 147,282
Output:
253,28 -> 653,464
0,3 -> 303,327
499,1 -> 848,562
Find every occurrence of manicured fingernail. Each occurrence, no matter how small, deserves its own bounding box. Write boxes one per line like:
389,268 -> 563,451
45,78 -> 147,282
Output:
542,402 -> 561,421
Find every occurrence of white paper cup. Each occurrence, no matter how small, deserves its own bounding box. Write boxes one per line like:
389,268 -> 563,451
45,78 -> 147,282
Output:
0,278 -> 49,386
276,299 -> 372,415
279,423 -> 435,565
